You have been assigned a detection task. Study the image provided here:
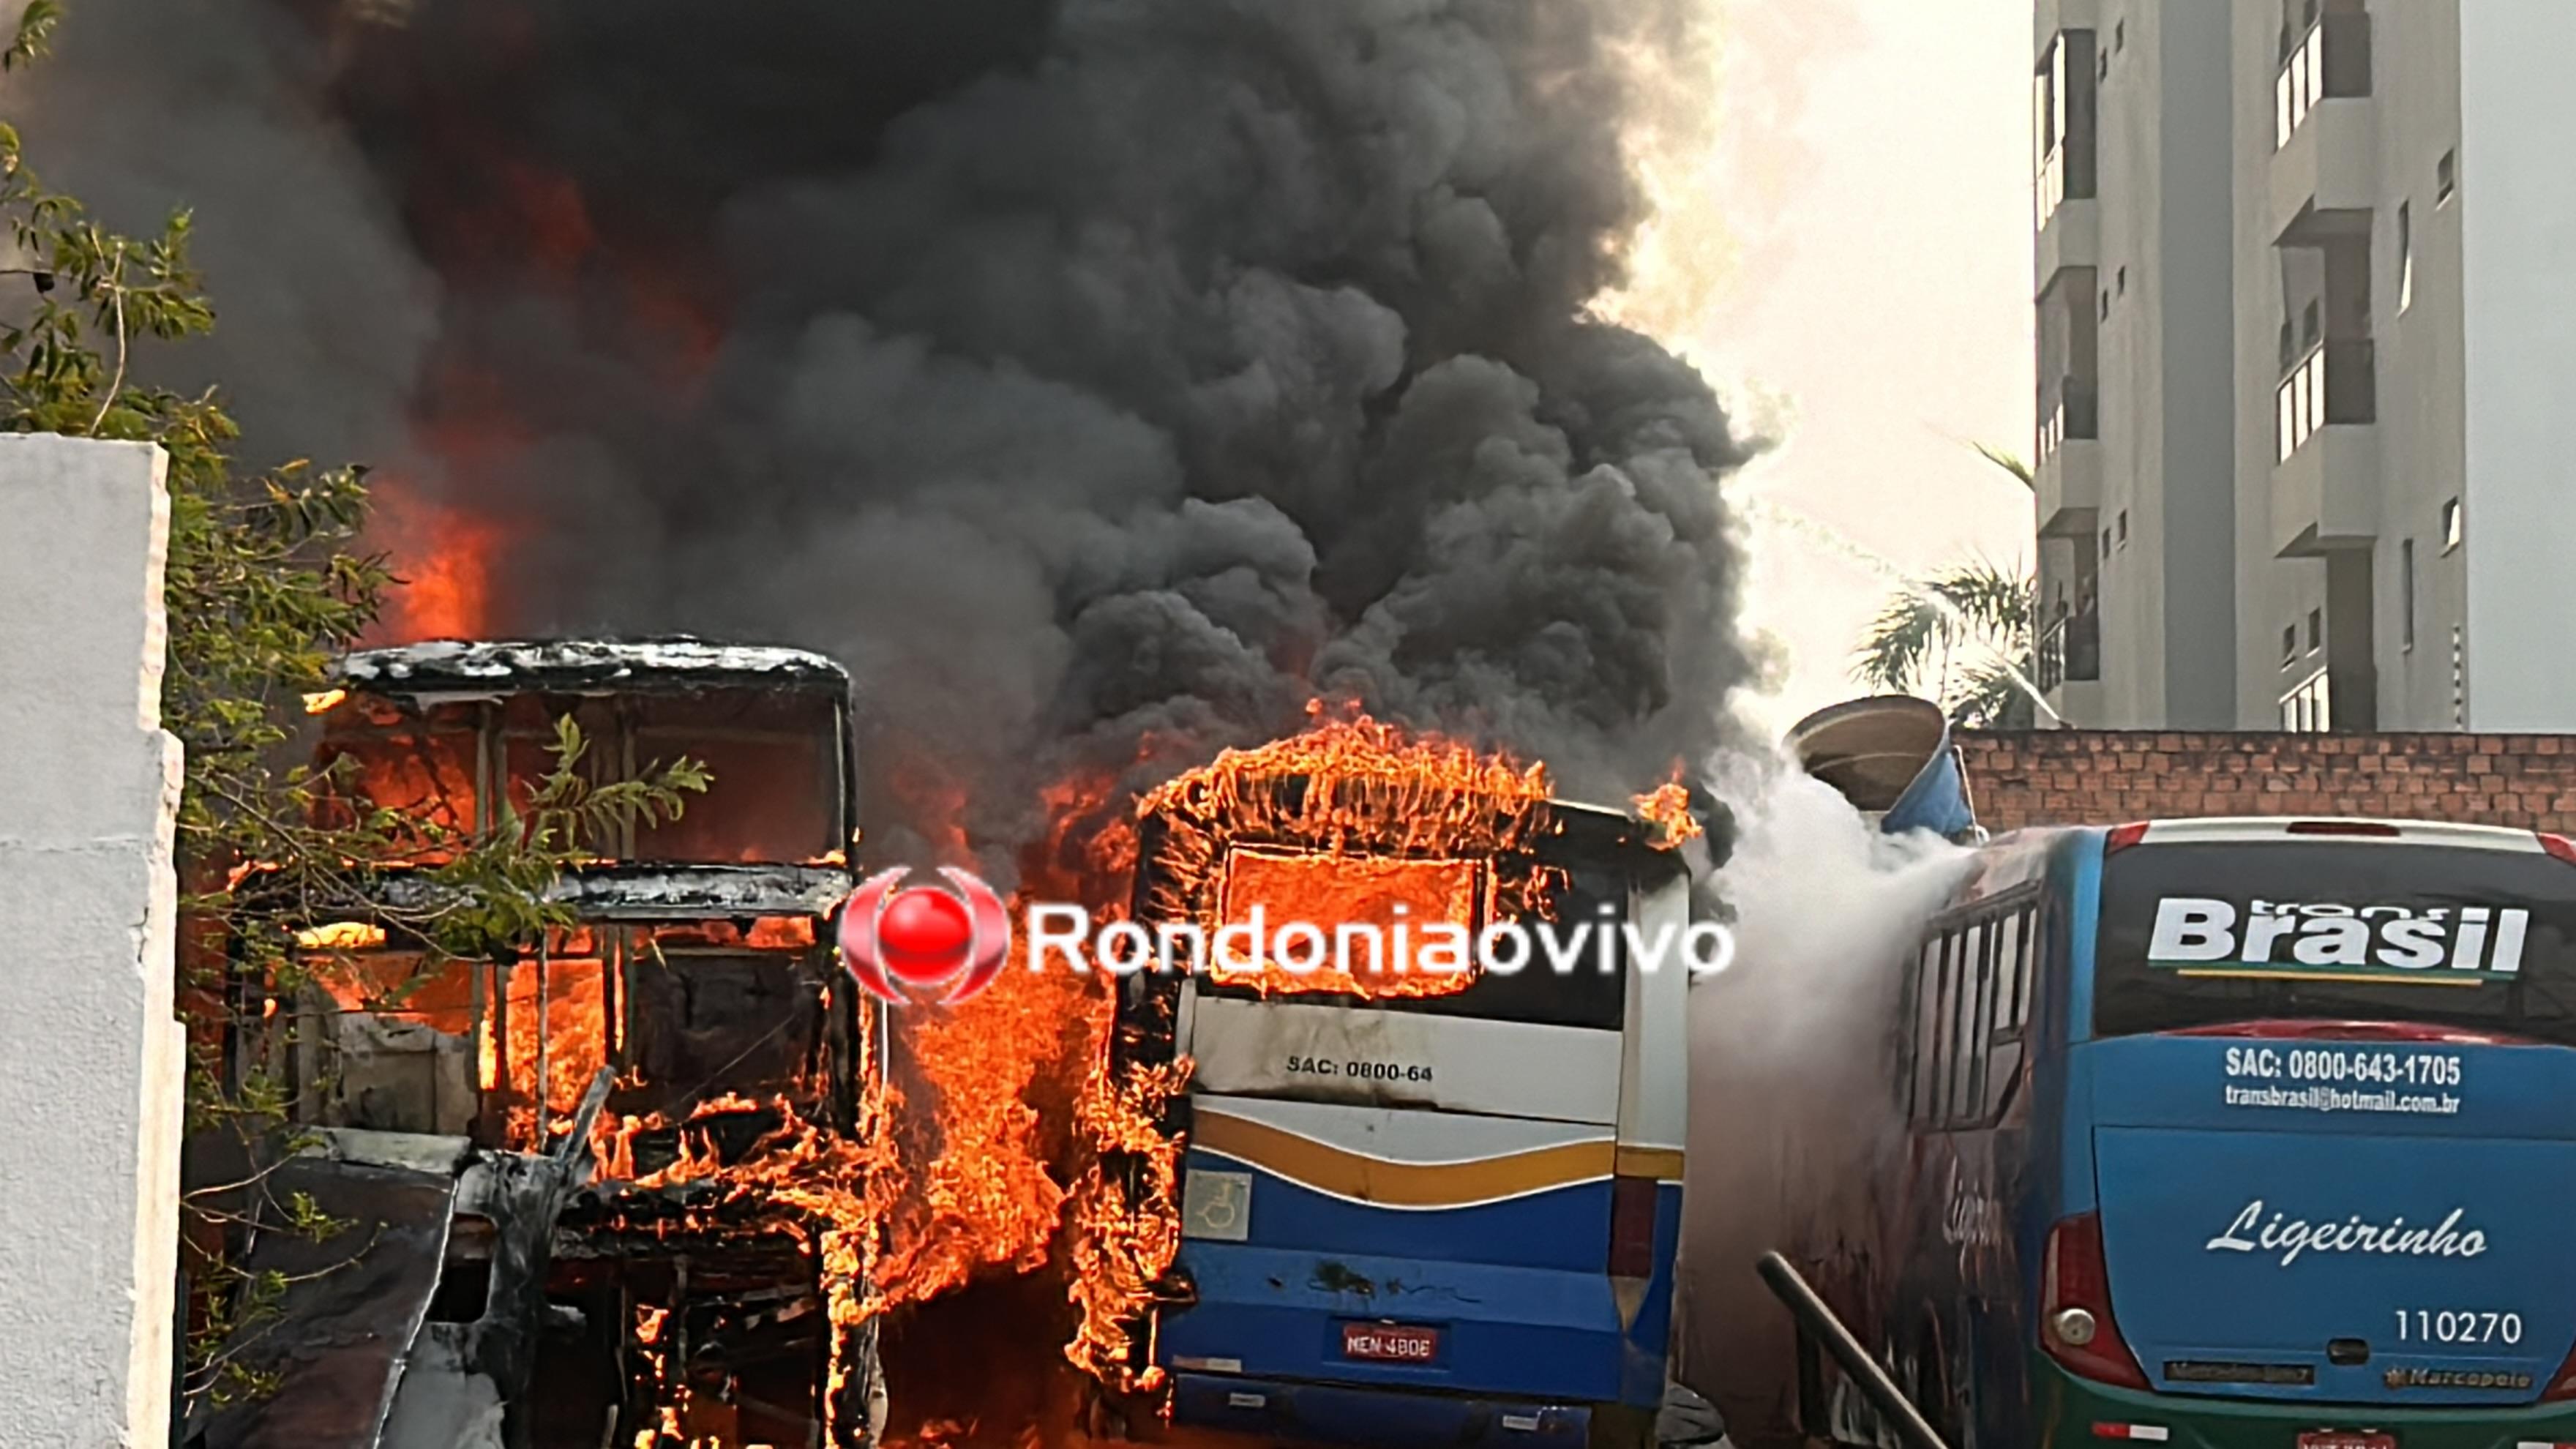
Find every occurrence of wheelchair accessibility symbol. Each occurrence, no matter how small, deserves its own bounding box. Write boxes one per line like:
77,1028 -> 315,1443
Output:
1184,1169 -> 1252,1243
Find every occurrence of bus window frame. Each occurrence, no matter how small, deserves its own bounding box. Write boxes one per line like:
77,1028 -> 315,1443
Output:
1906,930 -> 1950,1123
1903,885 -> 2045,1134
1950,921 -> 1986,1122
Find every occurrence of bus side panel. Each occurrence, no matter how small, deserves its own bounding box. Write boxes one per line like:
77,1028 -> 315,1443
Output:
1948,1092 -> 2041,1449
1618,1180 -> 1686,1407
1617,873 -> 1692,1407
1993,832 -> 2092,1449
1813,832 -> 2083,1449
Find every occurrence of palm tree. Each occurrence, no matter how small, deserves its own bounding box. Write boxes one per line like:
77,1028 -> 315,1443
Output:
1848,446 -> 2042,730
1852,559 -> 2039,728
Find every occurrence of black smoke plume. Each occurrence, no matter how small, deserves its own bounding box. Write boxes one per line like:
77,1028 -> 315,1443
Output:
18,0 -> 1751,870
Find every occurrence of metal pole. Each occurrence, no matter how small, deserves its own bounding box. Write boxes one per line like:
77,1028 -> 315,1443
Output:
1755,1251 -> 1950,1449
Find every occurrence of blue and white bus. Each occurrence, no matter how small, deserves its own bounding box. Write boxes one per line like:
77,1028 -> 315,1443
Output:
1110,798 -> 1702,1448
1799,811 -> 2576,1449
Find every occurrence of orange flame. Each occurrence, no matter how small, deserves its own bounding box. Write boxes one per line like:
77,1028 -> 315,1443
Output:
370,487 -> 500,642
1058,703 -> 1568,1396
1061,1055 -> 1190,1392
1633,777 -> 1704,847
1202,848 -> 1484,1000
878,963 -> 1099,1303
1129,702 -> 1564,976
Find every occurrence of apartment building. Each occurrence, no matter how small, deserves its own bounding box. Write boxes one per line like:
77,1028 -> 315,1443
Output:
2031,0 -> 2238,729
2032,0 -> 2576,732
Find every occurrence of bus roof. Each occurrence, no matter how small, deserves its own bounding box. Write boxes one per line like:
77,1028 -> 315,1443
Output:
1545,797 -> 1707,882
2105,816 -> 2552,852
337,637 -> 850,699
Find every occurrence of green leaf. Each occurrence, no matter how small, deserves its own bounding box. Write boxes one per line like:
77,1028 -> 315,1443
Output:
4,1 -> 61,72
1974,441 -> 2036,488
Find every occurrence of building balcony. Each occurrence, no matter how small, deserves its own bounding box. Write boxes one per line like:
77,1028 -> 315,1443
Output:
2036,149 -> 2098,288
2277,663 -> 2375,734
2037,607 -> 2103,727
2278,667 -> 2332,732
2270,340 -> 2378,558
2270,13 -> 2375,245
2035,381 -> 2100,538
2037,607 -> 2100,692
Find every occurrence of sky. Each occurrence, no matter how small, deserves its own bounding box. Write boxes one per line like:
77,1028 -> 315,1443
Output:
1614,0 -> 2038,743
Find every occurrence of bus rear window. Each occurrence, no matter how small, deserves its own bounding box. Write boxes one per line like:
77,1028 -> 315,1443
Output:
1188,858 -> 1628,1032
1208,847 -> 1484,1000
2094,842 -> 2576,1045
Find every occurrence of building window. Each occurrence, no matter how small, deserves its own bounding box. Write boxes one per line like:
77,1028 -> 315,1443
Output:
2100,288 -> 2111,320
2302,299 -> 2321,348
2280,669 -> 2330,733
2442,497 -> 2463,552
2116,266 -> 2127,296
2102,527 -> 2113,561
2400,538 -> 2416,651
2116,509 -> 2129,546
2397,201 -> 2414,313
2282,624 -> 2298,664
2438,150 -> 2457,206
2307,607 -> 2323,652
2278,341 -> 2329,460
2115,18 -> 2126,51
2098,50 -> 2108,80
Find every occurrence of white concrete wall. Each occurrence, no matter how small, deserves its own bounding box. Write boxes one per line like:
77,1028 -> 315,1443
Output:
0,434 -> 186,1446
2460,0 -> 2576,730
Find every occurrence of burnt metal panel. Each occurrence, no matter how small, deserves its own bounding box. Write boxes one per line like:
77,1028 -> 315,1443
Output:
364,863 -> 853,922
377,1070 -> 610,1446
335,638 -> 848,698
186,1158 -> 457,1449
624,951 -> 823,1109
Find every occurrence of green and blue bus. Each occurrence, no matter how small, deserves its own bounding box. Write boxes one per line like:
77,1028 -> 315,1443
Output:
1800,809 -> 2576,1449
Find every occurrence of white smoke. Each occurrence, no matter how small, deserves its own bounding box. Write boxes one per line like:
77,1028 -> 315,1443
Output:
1672,748 -> 1973,1444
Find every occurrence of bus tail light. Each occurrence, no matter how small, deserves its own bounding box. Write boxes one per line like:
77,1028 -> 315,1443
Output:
2538,832 -> 2576,866
2043,1214 -> 2148,1390
2104,823 -> 2149,854
1609,1177 -> 1659,1279
2539,1339 -> 2576,1401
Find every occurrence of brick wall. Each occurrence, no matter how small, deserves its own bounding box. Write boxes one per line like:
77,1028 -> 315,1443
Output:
1955,730 -> 2576,833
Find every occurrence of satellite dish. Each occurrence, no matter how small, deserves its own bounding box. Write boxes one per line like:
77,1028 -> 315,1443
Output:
1784,695 -> 1978,842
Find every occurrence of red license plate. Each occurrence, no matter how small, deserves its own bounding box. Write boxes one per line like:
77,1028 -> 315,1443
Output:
2299,1434 -> 2396,1449
1341,1322 -> 1441,1363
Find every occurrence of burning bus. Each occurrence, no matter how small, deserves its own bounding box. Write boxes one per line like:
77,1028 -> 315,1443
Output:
198,638 -> 888,1449
1082,716 -> 1713,1449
